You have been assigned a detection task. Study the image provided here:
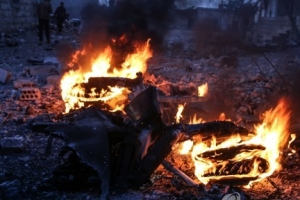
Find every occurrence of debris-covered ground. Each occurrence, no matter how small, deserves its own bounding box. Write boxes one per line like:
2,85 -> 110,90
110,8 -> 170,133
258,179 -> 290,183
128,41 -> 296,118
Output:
1,28 -> 300,200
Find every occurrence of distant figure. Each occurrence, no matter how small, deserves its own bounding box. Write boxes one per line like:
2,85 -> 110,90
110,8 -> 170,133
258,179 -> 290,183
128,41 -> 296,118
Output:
37,0 -> 52,45
54,2 -> 67,34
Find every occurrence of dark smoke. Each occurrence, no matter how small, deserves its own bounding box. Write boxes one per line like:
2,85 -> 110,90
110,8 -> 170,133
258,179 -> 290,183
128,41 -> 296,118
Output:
64,0 -> 176,71
81,0 -> 175,44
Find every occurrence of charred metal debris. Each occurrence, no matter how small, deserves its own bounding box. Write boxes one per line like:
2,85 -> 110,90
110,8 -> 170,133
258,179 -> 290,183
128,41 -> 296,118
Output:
27,73 -> 249,199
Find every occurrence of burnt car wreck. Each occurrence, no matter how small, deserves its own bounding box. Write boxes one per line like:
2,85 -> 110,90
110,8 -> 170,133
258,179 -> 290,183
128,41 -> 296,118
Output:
27,73 -> 268,199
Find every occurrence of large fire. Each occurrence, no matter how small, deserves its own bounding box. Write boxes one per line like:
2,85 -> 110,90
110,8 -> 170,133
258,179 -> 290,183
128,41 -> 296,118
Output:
177,98 -> 293,186
60,39 -> 152,113
60,35 -> 294,187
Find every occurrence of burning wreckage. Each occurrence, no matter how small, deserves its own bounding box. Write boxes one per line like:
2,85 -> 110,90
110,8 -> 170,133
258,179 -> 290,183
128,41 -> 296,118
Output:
27,39 -> 295,199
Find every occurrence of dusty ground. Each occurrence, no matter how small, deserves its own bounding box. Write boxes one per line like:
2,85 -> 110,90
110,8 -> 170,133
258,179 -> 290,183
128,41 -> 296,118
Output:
1,28 -> 300,200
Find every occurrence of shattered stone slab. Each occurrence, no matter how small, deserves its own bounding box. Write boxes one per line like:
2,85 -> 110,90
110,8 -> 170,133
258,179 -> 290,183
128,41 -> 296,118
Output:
13,79 -> 36,89
0,68 -> 11,83
43,57 -> 60,66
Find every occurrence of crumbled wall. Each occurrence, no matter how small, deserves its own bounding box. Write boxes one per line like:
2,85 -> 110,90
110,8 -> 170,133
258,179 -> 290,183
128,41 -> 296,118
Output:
0,0 -> 38,32
250,16 -> 300,46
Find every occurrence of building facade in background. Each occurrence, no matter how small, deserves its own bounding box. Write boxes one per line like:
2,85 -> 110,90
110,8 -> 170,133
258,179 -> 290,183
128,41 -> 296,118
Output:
0,0 -> 37,32
0,0 -> 98,32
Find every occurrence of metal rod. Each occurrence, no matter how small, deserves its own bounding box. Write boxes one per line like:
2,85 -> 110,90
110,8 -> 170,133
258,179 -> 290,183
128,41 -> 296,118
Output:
162,160 -> 199,187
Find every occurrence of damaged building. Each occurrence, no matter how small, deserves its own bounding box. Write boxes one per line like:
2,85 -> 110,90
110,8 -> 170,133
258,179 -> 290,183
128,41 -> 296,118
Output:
1,0 -> 300,199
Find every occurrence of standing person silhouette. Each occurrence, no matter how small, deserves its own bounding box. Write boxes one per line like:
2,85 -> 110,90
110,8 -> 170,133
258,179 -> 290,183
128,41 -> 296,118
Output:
37,0 -> 52,45
54,2 -> 67,34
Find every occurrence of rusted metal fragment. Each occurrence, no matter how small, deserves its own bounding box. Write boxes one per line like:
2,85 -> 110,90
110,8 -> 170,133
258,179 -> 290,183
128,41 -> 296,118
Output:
125,86 -> 161,122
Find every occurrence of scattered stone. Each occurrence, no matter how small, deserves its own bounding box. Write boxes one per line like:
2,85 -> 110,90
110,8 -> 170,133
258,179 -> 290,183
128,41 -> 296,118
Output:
0,68 -> 11,83
0,136 -> 25,154
40,83 -> 55,94
19,38 -> 25,43
10,89 -> 20,99
25,106 -> 35,115
13,79 -> 36,89
144,190 -> 175,200
43,57 -> 60,66
24,65 -> 59,84
185,66 -> 192,72
219,55 -> 237,67
238,106 -> 248,114
27,57 -> 44,65
46,75 -> 61,89
0,179 -> 21,198
109,191 -> 144,200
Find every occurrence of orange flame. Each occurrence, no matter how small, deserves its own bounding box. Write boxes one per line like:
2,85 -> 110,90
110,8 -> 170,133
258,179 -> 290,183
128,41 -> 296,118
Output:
288,133 -> 296,149
60,39 -> 152,113
189,114 -> 204,124
176,103 -> 186,123
177,140 -> 193,155
181,98 -> 293,186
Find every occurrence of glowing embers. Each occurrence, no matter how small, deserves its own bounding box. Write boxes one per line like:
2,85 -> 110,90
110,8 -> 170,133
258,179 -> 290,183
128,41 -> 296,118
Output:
60,39 -> 152,113
177,98 -> 294,186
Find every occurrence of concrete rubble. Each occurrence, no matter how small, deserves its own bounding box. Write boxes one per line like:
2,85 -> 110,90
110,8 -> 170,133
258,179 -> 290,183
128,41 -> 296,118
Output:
0,68 -> 11,83
0,27 -> 300,199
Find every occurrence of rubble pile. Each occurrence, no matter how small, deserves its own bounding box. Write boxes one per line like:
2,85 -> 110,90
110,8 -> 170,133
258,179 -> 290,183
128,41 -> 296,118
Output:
1,29 -> 300,200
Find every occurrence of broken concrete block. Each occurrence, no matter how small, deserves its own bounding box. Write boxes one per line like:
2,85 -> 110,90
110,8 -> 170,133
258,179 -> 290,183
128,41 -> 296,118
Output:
13,79 -> 36,89
25,106 -> 35,115
0,68 -> 11,83
43,57 -> 60,66
40,83 -> 55,94
27,57 -> 44,65
24,65 -> 59,84
47,75 -> 61,89
18,87 -> 41,100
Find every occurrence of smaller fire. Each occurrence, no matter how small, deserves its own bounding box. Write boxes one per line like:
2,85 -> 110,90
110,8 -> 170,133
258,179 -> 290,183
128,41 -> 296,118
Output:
288,133 -> 296,149
189,114 -> 204,124
177,98 -> 295,186
198,82 -> 208,97
175,103 -> 186,123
